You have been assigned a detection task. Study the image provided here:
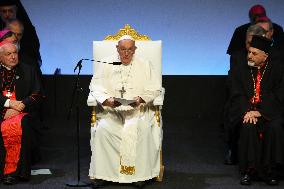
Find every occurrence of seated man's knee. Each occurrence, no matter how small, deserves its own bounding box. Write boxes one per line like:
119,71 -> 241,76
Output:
241,123 -> 256,129
93,125 -> 109,139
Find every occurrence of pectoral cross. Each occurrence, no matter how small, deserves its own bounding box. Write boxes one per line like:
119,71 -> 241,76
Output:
5,91 -> 13,98
119,86 -> 126,98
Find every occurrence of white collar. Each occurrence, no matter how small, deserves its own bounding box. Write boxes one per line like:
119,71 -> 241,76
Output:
0,63 -> 13,70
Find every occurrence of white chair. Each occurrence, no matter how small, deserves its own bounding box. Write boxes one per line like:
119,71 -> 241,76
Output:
87,24 -> 165,181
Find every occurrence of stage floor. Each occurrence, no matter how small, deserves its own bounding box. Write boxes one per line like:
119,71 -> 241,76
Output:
1,115 -> 283,189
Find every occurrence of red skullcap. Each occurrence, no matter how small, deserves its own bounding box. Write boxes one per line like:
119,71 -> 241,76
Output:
249,4 -> 266,15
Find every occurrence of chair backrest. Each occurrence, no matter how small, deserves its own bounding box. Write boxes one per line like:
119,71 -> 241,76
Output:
93,24 -> 162,84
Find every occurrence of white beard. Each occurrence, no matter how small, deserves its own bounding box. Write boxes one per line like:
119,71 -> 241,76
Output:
247,61 -> 256,67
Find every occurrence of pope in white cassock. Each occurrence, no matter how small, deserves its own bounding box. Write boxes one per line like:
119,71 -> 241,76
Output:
88,35 -> 162,188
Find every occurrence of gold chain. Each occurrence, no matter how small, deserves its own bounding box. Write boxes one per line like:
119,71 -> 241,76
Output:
119,62 -> 133,91
250,62 -> 268,97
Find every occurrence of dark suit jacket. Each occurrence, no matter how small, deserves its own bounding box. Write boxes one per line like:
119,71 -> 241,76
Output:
229,55 -> 284,125
0,63 -> 43,120
227,23 -> 284,55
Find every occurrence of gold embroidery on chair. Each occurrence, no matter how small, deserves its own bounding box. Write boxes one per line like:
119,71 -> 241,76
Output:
105,24 -> 151,41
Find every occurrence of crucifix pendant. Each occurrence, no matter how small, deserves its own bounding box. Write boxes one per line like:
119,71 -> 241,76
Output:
119,86 -> 126,98
6,91 -> 13,98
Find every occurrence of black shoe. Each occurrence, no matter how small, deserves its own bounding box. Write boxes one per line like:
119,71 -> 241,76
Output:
133,181 -> 146,189
91,179 -> 107,189
3,176 -> 18,185
265,177 -> 279,186
240,174 -> 251,185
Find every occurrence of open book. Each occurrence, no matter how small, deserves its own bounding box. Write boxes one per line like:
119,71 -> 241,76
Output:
114,97 -> 136,106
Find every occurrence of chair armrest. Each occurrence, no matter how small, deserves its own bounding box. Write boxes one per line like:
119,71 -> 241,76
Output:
87,94 -> 97,106
153,87 -> 165,106
87,94 -> 98,126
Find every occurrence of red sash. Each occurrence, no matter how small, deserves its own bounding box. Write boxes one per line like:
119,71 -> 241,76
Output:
1,113 -> 27,175
250,69 -> 262,105
250,69 -> 264,140
1,89 -> 27,175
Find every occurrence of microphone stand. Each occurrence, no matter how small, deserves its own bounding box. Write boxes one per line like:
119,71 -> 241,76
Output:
66,59 -> 89,187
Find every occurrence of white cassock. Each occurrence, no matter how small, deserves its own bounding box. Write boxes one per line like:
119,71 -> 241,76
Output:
88,54 -> 162,183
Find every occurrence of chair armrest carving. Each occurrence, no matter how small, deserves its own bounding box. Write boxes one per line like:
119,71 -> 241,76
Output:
91,107 -> 96,127
87,94 -> 97,127
153,87 -> 165,106
87,94 -> 97,107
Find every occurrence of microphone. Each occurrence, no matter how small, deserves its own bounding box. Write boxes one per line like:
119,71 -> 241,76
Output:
84,58 -> 122,65
74,59 -> 122,73
96,60 -> 122,65
74,59 -> 83,73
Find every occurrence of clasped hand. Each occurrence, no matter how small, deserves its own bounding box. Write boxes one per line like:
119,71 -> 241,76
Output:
102,97 -> 121,108
4,100 -> 25,120
9,100 -> 25,112
243,110 -> 261,124
128,96 -> 144,107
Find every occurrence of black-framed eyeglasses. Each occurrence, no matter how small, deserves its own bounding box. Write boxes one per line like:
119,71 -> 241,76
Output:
118,47 -> 136,54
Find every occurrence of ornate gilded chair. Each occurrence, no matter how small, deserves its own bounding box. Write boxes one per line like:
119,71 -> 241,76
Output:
87,24 -> 164,181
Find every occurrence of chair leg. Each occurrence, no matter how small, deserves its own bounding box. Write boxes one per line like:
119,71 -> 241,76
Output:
156,150 -> 164,182
91,108 -> 97,127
